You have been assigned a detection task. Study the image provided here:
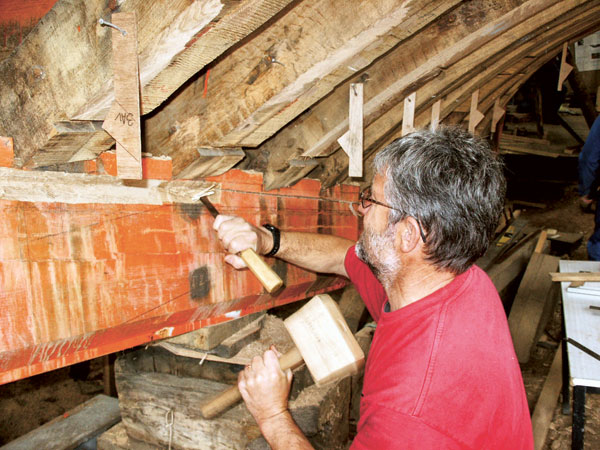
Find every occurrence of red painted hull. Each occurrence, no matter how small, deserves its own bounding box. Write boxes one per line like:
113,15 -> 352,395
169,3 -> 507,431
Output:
0,170 -> 360,384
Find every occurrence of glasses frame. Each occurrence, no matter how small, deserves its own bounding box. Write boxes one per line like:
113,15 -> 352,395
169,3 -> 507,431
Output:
359,187 -> 427,243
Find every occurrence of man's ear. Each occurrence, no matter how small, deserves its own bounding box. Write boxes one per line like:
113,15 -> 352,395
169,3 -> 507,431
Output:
394,217 -> 422,253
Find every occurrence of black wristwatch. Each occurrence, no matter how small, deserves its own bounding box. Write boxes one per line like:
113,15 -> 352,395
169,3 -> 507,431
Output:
262,224 -> 280,257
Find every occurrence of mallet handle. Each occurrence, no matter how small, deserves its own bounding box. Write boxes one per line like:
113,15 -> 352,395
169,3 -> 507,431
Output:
200,346 -> 304,419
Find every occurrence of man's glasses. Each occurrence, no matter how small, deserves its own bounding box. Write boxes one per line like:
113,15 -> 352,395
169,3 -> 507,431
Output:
359,187 -> 427,243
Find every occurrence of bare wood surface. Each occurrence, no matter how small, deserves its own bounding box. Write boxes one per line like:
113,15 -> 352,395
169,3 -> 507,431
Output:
508,253 -> 560,363
402,92 -> 416,136
338,83 -> 364,178
0,167 -> 215,204
550,272 -> 600,282
468,89 -> 485,134
102,12 -> 142,180
166,312 -> 265,352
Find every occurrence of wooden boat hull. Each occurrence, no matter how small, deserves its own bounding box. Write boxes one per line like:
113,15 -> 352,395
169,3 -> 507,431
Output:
0,170 -> 359,384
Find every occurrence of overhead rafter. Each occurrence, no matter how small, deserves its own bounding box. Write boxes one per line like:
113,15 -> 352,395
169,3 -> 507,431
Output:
143,0 -> 463,177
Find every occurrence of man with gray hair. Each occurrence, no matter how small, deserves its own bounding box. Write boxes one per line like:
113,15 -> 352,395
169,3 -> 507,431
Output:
213,127 -> 533,449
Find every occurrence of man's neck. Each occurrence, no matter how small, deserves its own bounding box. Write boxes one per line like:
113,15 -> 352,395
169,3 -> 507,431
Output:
384,263 -> 457,311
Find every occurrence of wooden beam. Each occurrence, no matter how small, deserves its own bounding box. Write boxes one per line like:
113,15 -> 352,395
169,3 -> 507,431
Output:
176,148 -> 245,180
27,121 -> 113,169
76,0 -> 297,120
0,167 -> 215,205
143,0 -> 463,177
254,0 -> 514,190
550,272 -> 600,282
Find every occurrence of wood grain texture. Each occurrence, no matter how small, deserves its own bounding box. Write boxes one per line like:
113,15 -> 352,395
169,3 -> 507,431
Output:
104,12 -> 142,180
144,0 -> 461,177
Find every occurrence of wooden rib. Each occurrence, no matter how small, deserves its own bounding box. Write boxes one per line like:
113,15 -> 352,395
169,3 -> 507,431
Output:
143,0 -> 462,177
320,0 -> 598,188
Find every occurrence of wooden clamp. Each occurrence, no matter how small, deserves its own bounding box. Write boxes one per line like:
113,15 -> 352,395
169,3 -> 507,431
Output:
101,13 -> 143,180
338,83 -> 364,177
468,89 -> 485,134
401,92 -> 416,136
557,42 -> 573,92
430,99 -> 441,131
491,98 -> 506,135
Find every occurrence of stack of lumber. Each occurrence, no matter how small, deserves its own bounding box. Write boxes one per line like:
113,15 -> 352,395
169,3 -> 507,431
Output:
499,134 -> 577,158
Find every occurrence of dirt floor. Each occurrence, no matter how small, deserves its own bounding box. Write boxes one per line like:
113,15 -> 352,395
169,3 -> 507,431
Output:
1,143 -> 600,448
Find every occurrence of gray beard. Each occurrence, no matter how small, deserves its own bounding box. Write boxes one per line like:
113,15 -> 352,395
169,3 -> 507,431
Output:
355,225 -> 401,288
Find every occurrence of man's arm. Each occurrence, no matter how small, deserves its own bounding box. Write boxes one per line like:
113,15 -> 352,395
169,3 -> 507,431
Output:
238,348 -> 314,450
213,215 -> 353,277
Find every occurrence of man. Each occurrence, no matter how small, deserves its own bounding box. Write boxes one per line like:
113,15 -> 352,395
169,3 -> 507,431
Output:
578,115 -> 600,259
213,127 -> 533,449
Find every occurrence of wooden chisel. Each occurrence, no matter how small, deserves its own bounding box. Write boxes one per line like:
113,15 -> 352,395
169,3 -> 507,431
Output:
199,196 -> 284,294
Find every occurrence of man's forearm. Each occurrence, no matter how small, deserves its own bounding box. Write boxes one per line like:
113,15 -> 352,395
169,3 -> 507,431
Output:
269,231 -> 353,277
258,410 -> 314,450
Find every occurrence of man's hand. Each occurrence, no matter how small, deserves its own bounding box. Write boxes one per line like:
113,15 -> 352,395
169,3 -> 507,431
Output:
238,346 -> 293,426
213,215 -> 273,269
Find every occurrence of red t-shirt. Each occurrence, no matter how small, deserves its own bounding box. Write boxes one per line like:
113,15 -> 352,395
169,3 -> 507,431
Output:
345,246 -> 533,449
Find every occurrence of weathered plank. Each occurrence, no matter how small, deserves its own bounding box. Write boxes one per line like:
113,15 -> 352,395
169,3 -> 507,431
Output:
166,311 -> 265,351
177,148 -> 245,180
1,0 -> 295,168
508,252 -> 560,363
3,394 -> 120,450
532,345 -> 563,450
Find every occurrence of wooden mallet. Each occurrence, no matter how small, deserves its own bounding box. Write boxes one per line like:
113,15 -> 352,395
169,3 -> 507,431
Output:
200,294 -> 365,419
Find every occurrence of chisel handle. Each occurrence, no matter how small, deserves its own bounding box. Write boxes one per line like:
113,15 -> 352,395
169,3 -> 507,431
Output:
240,248 -> 283,294
200,196 -> 283,293
200,346 -> 304,419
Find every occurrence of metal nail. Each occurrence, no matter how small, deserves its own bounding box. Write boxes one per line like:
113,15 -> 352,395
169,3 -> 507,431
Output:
98,18 -> 127,36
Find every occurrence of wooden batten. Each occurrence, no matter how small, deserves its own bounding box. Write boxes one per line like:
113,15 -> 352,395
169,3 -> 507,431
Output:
26,121 -> 113,169
0,169 -> 359,384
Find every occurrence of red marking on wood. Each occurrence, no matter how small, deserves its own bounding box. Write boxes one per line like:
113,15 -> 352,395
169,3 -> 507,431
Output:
0,170 -> 360,384
203,69 -> 210,98
0,0 -> 57,26
142,156 -> 172,180
99,151 -> 117,176
0,136 -> 14,167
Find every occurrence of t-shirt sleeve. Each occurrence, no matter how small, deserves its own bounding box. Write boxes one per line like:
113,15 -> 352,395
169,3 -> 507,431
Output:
344,245 -> 387,322
350,404 -> 465,450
